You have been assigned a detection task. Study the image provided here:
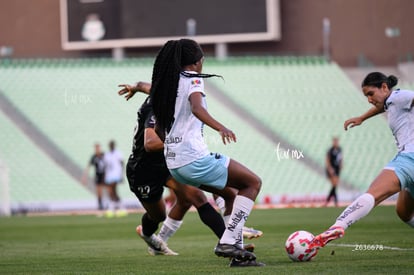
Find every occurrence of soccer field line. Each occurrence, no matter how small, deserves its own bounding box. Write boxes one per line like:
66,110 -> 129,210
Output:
328,243 -> 414,251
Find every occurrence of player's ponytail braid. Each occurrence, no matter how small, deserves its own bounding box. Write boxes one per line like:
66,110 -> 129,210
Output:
150,40 -> 181,135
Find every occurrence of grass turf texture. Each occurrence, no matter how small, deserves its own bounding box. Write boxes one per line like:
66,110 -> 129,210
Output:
1,206 -> 413,274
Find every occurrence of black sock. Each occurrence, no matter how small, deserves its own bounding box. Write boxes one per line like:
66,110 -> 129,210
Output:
98,198 -> 103,210
332,187 -> 338,204
197,202 -> 225,239
141,213 -> 159,236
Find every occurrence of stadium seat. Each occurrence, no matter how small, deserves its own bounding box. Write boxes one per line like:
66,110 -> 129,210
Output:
0,57 -> 397,210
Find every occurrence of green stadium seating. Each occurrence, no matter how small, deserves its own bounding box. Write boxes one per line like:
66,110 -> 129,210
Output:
205,57 -> 396,191
0,57 -> 398,211
0,111 -> 93,208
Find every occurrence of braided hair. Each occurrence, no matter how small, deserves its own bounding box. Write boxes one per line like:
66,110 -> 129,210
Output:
150,39 -> 221,135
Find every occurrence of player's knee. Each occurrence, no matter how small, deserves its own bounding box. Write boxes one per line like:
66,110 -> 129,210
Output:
252,175 -> 262,192
245,175 -> 262,199
189,193 -> 208,208
177,187 -> 207,208
158,212 -> 167,223
176,198 -> 193,211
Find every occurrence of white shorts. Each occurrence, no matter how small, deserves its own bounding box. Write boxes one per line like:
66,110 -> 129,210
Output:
105,174 -> 122,185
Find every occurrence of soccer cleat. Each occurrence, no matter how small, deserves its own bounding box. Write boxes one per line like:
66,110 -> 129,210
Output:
309,226 -> 345,249
104,210 -> 115,218
147,246 -> 179,256
136,225 -> 178,256
115,209 -> 128,217
242,226 -> 263,239
243,243 -> 255,253
229,258 -> 266,267
214,243 -> 256,261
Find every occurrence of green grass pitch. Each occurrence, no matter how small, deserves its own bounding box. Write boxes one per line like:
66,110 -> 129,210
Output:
1,205 -> 413,274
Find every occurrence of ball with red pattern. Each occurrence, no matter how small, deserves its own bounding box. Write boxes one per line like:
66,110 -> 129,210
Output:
285,230 -> 318,262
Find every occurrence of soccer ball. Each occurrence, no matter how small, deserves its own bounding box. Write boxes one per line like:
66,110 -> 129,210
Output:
285,230 -> 318,262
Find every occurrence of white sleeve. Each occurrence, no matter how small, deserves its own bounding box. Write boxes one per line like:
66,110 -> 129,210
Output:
395,90 -> 414,110
188,77 -> 205,97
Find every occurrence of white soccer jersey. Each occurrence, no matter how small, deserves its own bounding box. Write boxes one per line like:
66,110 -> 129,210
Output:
103,149 -> 123,182
164,71 -> 210,169
384,89 -> 414,152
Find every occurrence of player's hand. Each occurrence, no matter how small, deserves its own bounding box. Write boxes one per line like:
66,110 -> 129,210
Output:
219,127 -> 236,145
344,117 -> 363,130
118,84 -> 136,100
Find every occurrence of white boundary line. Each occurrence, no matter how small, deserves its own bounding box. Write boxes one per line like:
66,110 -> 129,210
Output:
328,243 -> 414,251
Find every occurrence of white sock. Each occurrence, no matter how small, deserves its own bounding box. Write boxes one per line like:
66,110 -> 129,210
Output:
223,215 -> 230,226
215,196 -> 226,215
219,195 -> 254,247
333,193 -> 375,230
405,216 -> 414,228
158,217 -> 183,243
108,200 -> 115,211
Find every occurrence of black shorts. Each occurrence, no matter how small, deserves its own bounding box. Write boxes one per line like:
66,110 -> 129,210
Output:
95,173 -> 105,185
326,167 -> 340,178
126,158 -> 170,203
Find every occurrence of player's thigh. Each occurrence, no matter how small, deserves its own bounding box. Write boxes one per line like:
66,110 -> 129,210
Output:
167,177 -> 207,208
367,169 -> 401,205
226,159 -> 261,190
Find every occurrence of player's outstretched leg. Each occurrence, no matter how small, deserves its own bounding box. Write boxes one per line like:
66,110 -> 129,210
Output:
310,193 -> 377,249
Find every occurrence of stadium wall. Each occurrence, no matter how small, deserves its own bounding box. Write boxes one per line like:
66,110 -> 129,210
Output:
0,0 -> 413,66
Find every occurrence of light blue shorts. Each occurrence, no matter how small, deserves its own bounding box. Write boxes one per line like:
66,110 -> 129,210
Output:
384,152 -> 414,195
170,153 -> 230,190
